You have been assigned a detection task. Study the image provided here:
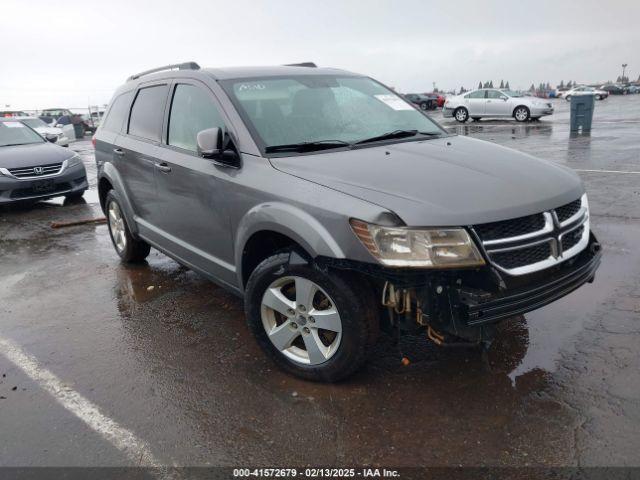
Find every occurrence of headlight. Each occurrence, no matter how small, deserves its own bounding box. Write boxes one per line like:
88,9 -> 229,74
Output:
66,153 -> 82,167
350,219 -> 485,268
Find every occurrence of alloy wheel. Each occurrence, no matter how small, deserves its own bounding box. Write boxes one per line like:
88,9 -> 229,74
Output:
108,201 -> 127,253
260,276 -> 342,365
515,107 -> 529,121
455,108 -> 468,122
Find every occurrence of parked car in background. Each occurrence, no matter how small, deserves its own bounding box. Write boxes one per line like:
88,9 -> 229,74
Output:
424,92 -> 446,108
443,88 -> 554,122
0,118 -> 87,204
1,110 -> 29,118
563,86 -> 608,101
599,84 -> 628,95
16,116 -> 74,147
95,62 -> 600,382
627,85 -> 640,94
403,93 -> 438,110
39,108 -> 75,125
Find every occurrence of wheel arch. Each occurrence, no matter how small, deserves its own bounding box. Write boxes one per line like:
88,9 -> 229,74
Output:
98,164 -> 139,236
235,202 -> 346,288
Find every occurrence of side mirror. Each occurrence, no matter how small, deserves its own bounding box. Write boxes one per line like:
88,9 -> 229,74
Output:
45,134 -> 58,143
197,127 -> 241,168
196,127 -> 222,158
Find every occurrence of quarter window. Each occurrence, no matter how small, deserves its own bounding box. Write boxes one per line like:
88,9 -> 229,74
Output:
168,84 -> 225,152
102,91 -> 133,134
128,85 -> 167,141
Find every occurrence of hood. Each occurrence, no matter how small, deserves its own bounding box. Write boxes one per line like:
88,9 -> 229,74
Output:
0,142 -> 75,169
270,136 -> 583,226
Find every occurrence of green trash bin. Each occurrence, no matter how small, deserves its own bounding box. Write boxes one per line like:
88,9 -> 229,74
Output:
570,94 -> 595,132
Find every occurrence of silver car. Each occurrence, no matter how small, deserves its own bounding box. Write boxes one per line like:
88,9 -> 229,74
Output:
443,88 -> 554,122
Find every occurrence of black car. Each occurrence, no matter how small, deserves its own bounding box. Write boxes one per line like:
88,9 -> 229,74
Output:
600,84 -> 628,95
403,93 -> 438,110
0,118 -> 87,204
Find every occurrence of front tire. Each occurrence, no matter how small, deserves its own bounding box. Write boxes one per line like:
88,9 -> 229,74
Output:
514,106 -> 530,122
419,101 -> 428,111
105,190 -> 150,263
454,107 -> 469,123
245,252 -> 379,382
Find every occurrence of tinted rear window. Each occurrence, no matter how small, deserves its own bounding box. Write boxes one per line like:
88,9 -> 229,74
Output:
128,85 -> 167,141
101,91 -> 133,133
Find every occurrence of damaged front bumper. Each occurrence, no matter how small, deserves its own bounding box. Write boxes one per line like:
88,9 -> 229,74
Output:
320,233 -> 602,343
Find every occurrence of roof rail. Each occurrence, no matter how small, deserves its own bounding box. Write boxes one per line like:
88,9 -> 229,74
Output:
127,62 -> 201,82
283,62 -> 317,68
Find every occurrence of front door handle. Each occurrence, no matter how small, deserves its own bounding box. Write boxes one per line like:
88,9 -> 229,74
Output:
154,162 -> 172,173
113,148 -> 125,156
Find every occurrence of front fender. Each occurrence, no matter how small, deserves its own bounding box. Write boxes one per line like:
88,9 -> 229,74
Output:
100,163 -> 139,236
234,202 -> 346,285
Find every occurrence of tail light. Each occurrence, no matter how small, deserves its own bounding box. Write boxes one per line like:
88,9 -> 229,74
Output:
91,135 -> 96,148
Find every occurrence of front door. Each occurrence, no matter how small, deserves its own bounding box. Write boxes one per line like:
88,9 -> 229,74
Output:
151,81 -> 236,286
485,89 -> 510,116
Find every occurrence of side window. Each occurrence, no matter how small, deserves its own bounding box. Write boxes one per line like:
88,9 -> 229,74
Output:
168,84 -> 225,152
487,90 -> 506,99
128,85 -> 167,141
466,90 -> 486,99
101,91 -> 133,133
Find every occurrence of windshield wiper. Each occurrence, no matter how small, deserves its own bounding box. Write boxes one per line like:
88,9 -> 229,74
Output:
265,140 -> 351,153
354,130 -> 441,145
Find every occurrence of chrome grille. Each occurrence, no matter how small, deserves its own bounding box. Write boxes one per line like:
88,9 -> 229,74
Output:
555,199 -> 581,223
491,242 -> 553,270
472,194 -> 590,276
7,163 -> 63,178
474,213 -> 546,242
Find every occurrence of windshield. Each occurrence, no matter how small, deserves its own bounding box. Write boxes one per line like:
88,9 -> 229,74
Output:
221,75 -> 445,152
503,90 -> 524,97
21,118 -> 48,129
0,121 -> 44,146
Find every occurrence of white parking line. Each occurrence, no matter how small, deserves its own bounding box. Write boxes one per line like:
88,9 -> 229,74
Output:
575,169 -> 640,174
0,335 -> 173,474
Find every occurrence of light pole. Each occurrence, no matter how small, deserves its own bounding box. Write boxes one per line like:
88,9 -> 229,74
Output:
622,63 -> 628,82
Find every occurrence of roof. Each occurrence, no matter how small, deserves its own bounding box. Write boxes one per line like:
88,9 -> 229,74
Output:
203,65 -> 359,80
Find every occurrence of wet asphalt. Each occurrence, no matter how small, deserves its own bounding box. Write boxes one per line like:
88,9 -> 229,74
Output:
0,96 -> 639,469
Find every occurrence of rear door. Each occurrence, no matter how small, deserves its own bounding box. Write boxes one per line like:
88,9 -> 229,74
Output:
150,80 -> 236,285
116,83 -> 170,238
464,90 -> 486,115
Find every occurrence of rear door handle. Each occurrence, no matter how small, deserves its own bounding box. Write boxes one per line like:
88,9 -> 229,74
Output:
113,148 -> 125,156
154,162 -> 172,173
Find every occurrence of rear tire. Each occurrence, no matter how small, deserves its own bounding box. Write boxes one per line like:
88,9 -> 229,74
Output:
454,107 -> 469,123
245,252 -> 379,382
419,101 -> 428,111
105,190 -> 150,263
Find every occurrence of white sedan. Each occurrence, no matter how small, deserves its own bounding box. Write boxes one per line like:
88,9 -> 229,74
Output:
16,116 -> 74,147
443,89 -> 554,123
563,86 -> 608,101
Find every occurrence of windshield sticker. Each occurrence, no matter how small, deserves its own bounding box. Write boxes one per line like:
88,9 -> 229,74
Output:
238,83 -> 266,92
3,121 -> 26,128
374,94 -> 414,111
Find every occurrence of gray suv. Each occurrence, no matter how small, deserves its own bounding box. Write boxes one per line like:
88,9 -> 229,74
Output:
95,62 -> 601,382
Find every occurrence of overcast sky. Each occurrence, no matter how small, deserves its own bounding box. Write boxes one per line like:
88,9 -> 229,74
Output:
1,0 -> 638,110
